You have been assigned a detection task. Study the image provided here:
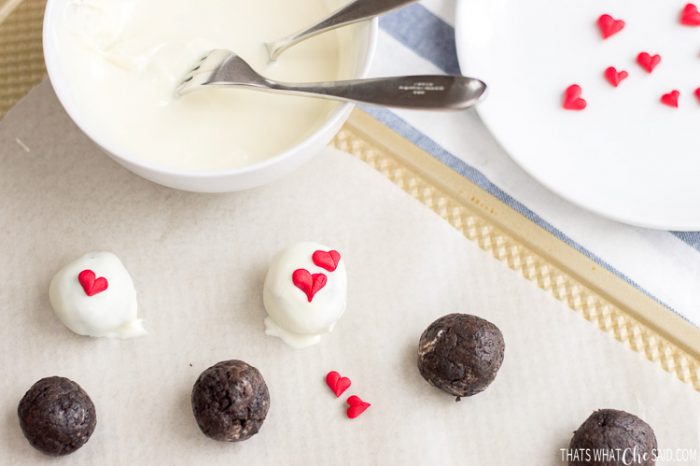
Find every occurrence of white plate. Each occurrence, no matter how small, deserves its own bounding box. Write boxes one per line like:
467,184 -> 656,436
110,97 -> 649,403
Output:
455,0 -> 700,230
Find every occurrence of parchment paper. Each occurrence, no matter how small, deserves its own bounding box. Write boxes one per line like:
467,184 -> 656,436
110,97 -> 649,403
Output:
0,80 -> 698,465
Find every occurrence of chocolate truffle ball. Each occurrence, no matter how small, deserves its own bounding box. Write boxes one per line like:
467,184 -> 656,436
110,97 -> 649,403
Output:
191,360 -> 270,442
417,313 -> 505,399
17,376 -> 96,456
569,409 -> 657,466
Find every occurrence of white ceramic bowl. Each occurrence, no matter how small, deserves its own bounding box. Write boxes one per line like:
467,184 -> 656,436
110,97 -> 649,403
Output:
43,1 -> 377,193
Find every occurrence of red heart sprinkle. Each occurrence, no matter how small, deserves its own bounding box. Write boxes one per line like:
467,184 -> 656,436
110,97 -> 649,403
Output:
695,87 -> 700,103
78,269 -> 108,297
312,250 -> 341,272
637,52 -> 661,73
660,90 -> 680,108
604,67 -> 629,87
292,269 -> 327,302
346,395 -> 371,419
681,3 -> 700,26
326,371 -> 351,397
597,14 -> 625,39
562,84 -> 587,111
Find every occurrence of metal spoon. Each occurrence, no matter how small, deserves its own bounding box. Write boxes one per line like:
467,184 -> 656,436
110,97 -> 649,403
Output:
265,0 -> 417,61
176,50 -> 487,111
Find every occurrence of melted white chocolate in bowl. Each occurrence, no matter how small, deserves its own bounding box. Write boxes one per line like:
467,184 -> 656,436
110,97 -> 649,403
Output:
46,0 -> 359,172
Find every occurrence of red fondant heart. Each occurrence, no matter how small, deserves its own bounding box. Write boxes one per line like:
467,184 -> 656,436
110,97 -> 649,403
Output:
562,84 -> 587,111
597,14 -> 625,39
604,67 -> 628,87
637,52 -> 661,73
78,269 -> 108,297
346,395 -> 371,419
695,87 -> 700,103
292,269 -> 327,302
681,3 -> 700,26
660,90 -> 680,108
326,371 -> 351,397
312,250 -> 341,272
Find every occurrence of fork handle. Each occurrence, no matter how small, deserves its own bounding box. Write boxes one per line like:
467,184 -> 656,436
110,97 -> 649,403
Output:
262,75 -> 487,111
266,0 -> 417,60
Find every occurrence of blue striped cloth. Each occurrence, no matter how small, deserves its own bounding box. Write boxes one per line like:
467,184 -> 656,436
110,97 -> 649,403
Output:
365,1 -> 700,326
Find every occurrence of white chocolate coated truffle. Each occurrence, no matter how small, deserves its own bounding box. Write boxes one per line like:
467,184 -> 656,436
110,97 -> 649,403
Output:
49,252 -> 146,339
263,242 -> 347,348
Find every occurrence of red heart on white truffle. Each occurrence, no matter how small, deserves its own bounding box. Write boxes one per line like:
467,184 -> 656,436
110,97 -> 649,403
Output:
78,269 -> 108,297
292,269 -> 327,302
312,250 -> 341,272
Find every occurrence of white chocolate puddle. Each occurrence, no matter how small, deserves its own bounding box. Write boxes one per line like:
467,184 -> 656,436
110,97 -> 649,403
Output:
47,0 -> 359,171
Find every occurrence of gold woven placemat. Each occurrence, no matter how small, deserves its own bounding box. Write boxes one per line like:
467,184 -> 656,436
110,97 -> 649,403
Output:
0,0 -> 45,118
2,0 -> 699,393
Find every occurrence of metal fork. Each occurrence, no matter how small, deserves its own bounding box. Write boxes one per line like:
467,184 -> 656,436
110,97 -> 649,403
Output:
266,0 -> 417,61
176,50 -> 487,111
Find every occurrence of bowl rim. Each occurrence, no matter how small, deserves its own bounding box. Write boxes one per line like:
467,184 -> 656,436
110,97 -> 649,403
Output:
42,0 -> 378,178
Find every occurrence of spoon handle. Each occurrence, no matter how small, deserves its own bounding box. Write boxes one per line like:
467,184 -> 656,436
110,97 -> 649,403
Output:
263,75 -> 487,111
266,0 -> 417,60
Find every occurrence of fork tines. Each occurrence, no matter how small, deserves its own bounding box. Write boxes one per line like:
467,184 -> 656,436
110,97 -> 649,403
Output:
175,50 -> 231,97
